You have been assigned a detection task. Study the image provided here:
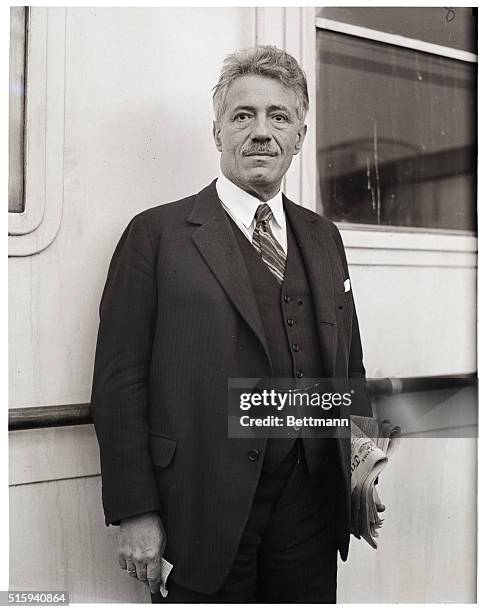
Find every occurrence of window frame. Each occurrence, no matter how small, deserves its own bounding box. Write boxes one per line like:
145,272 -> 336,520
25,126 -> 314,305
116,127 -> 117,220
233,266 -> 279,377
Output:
315,16 -> 478,263
8,7 -> 66,257
9,7 -> 28,215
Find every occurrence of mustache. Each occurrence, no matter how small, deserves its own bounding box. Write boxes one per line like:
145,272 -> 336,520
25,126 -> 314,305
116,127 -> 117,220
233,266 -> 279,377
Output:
241,143 -> 277,156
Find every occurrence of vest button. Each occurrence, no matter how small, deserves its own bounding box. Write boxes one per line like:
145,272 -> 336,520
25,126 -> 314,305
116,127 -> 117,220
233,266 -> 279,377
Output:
298,300 -> 303,306
287,318 -> 294,327
296,369 -> 304,378
292,344 -> 300,352
248,449 -> 260,462
284,295 -> 291,303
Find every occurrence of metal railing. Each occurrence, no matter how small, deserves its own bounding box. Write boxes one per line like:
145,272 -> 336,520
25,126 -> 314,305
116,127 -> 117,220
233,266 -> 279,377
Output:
8,374 -> 476,431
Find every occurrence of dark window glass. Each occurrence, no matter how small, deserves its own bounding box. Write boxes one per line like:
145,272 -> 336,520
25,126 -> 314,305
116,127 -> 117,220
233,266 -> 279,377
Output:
317,29 -> 477,232
317,7 -> 477,54
9,7 -> 27,214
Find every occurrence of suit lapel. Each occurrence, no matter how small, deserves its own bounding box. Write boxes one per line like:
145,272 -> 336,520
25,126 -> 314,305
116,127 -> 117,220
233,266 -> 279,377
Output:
283,196 -> 338,377
189,181 -> 272,370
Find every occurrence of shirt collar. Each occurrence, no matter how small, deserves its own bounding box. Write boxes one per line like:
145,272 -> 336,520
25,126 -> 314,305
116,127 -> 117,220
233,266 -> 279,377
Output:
216,172 -> 285,231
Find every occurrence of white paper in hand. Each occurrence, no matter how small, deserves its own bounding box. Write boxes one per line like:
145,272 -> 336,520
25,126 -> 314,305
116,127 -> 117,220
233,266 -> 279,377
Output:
159,558 -> 173,598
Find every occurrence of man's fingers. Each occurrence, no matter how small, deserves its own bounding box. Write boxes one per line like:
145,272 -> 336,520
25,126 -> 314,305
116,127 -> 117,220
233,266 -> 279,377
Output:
147,557 -> 162,593
134,560 -> 147,581
117,515 -> 166,587
126,559 -> 137,576
373,487 -> 385,512
148,579 -> 162,594
148,576 -> 163,594
146,557 -> 162,581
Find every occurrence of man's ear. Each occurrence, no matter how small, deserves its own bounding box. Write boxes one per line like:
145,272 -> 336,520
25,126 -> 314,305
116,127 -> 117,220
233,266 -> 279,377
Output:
213,121 -> 222,152
293,123 -> 307,156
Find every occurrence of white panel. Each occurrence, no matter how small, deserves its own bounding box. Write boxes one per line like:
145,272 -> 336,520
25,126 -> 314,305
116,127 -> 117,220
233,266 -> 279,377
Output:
9,425 -> 99,486
9,7 -> 256,409
338,437 -> 477,603
255,7 -> 284,48
282,7 -> 303,205
350,265 -> 477,378
9,431 -> 476,602
10,477 -> 149,602
299,7 -> 317,211
255,7 -> 314,208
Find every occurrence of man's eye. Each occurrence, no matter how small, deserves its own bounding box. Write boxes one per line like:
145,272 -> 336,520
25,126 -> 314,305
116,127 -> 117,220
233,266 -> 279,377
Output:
234,113 -> 251,122
272,114 -> 288,122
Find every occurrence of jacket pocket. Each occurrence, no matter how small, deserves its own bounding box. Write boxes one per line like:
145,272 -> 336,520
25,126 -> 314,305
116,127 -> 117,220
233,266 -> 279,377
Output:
149,432 -> 177,467
334,288 -> 353,312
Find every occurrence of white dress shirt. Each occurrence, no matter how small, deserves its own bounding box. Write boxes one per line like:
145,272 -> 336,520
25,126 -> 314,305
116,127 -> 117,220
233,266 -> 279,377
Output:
216,172 -> 288,254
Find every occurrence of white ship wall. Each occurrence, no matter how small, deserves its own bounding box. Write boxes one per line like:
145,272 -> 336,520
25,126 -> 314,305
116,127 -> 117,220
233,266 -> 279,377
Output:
9,7 -> 477,603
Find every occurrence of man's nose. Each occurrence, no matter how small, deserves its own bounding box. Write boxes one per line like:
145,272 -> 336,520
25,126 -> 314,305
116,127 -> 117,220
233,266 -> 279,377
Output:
250,115 -> 271,140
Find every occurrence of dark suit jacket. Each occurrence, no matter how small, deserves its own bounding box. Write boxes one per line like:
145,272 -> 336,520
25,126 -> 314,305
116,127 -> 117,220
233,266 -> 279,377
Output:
90,180 -> 371,594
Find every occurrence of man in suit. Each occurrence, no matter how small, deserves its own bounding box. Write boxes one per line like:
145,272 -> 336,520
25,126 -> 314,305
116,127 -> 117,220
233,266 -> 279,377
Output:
91,45 -> 372,603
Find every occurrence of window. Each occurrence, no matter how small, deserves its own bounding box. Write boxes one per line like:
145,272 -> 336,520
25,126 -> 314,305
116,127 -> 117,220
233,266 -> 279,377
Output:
8,8 -> 66,257
317,7 -> 477,53
9,7 -> 28,214
316,8 -> 477,233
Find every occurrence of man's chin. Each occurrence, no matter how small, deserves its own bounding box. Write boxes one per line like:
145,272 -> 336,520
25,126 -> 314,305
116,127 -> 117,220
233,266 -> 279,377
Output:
245,170 -> 274,186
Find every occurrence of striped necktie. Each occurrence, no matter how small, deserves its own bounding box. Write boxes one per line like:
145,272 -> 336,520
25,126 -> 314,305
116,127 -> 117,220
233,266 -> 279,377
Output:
252,203 -> 286,283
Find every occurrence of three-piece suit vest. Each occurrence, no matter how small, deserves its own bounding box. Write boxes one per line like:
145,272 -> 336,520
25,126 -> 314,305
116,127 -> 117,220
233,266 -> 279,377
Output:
228,212 -> 332,472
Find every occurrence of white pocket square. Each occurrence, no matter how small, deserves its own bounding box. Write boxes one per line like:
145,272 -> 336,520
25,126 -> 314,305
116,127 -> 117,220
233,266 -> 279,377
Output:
344,279 -> 351,292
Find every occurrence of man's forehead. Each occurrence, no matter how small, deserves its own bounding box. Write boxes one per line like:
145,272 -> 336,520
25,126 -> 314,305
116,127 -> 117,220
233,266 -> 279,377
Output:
224,74 -> 297,109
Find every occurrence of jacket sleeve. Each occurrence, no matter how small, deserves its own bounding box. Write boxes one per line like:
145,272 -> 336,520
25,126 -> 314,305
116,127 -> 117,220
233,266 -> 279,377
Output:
90,214 -> 161,525
331,222 -> 373,418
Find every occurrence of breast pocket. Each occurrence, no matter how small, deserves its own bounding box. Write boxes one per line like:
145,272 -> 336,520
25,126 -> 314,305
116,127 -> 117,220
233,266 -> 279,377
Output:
334,289 -> 353,350
149,432 -> 177,467
334,287 -> 353,314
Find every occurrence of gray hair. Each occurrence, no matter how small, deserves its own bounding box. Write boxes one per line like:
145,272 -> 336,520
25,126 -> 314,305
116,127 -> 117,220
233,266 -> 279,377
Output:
212,45 -> 309,123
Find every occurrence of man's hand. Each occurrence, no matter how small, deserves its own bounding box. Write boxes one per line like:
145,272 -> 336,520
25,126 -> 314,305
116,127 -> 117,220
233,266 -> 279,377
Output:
373,487 -> 386,513
118,511 -> 166,594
